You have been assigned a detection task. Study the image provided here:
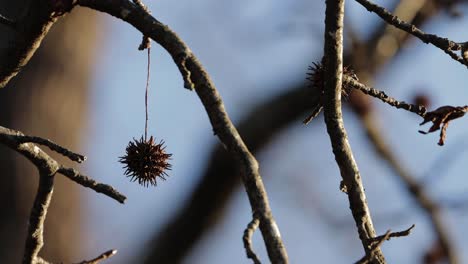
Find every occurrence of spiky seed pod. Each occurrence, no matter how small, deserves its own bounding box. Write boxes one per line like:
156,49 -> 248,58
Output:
303,61 -> 358,124
119,136 -> 172,187
306,61 -> 357,98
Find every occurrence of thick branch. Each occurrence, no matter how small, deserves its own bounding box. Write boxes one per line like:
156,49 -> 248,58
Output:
75,0 -> 288,262
323,0 -> 385,262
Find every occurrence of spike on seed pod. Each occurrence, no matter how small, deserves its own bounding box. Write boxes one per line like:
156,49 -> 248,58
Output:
119,136 -> 172,187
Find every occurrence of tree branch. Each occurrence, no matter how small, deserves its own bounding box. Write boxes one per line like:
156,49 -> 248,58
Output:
75,0 -> 288,262
354,0 -> 467,67
323,0 -> 385,262
344,76 -> 427,117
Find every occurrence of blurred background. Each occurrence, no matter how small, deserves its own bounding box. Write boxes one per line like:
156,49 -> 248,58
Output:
1,0 -> 468,263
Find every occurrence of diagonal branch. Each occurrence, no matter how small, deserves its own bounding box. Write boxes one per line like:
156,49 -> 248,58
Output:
75,0 -> 288,262
354,0 -> 467,67
323,0 -> 385,262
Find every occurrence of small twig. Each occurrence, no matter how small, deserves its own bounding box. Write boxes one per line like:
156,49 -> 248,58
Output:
76,249 -> 118,264
13,135 -> 86,163
0,13 -> 16,29
58,167 -> 126,204
343,75 -> 427,117
302,105 -> 323,125
356,225 -> 414,264
369,224 -> 415,243
243,218 -> 261,264
23,171 -> 55,264
354,0 -> 467,67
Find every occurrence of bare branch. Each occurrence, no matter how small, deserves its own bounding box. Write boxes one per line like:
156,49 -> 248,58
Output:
354,0 -> 467,67
368,224 -> 415,243
323,0 -> 385,262
75,1 -> 288,262
243,218 -> 261,264
343,76 -> 427,117
58,167 -> 126,204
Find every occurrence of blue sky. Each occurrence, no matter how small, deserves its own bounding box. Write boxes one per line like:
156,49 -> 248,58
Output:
82,1 -> 468,263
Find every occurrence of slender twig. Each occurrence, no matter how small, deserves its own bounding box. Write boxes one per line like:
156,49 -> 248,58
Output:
23,171 -> 55,264
323,0 -> 385,263
75,249 -> 118,264
354,0 -> 467,67
58,167 -> 126,204
13,135 -> 86,163
356,225 -> 414,264
343,76 -> 427,117
76,1 -> 288,262
243,218 -> 261,264
368,224 -> 415,243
